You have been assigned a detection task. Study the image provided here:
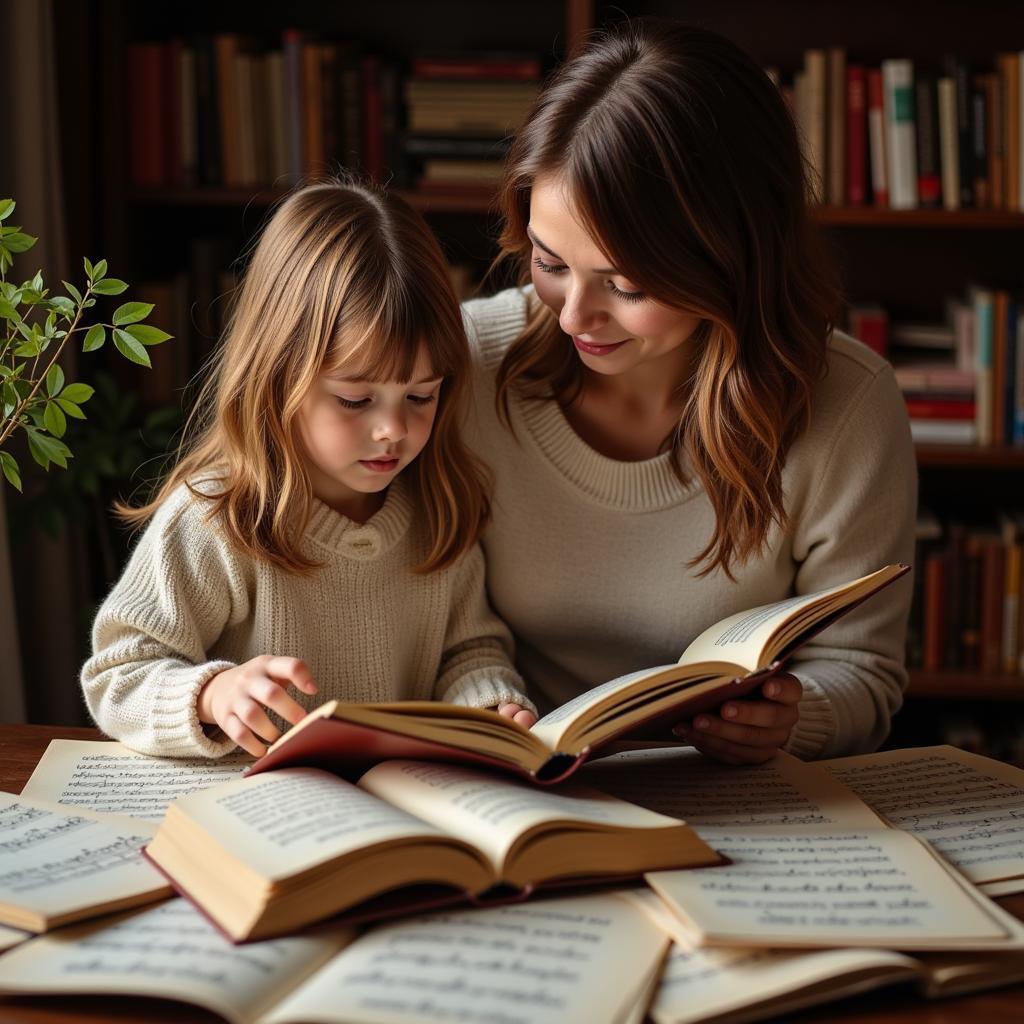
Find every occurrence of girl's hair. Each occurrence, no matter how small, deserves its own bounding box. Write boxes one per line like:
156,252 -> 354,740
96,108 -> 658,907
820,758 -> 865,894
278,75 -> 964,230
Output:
494,21 -> 841,578
121,177 -> 490,574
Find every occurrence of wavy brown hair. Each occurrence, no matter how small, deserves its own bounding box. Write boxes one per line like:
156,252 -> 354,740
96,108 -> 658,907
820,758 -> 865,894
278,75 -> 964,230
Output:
495,22 -> 841,578
120,177 -> 491,574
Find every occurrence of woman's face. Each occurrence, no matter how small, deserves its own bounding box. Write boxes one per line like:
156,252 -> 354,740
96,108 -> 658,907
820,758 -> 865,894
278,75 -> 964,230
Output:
528,175 -> 701,379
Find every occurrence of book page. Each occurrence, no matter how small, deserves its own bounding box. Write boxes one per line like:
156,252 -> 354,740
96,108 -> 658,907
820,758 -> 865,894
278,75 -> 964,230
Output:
0,792 -> 167,929
581,748 -> 882,828
359,760 -> 682,872
262,892 -> 669,1024
169,767 -> 450,881
0,924 -> 28,953
0,898 -> 353,1024
22,739 -> 251,821
821,746 -> 1024,887
647,827 -> 1017,950
649,944 -> 917,1024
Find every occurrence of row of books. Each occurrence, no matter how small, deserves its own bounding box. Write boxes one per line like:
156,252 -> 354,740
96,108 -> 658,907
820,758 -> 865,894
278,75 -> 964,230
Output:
778,48 -> 1024,210
847,286 -> 1024,446
127,36 -> 540,190
907,510 -> 1024,675
5,734 -> 1024,1021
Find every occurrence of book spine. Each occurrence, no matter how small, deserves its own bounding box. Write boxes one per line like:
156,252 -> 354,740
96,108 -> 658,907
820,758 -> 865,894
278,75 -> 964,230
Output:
970,75 -> 990,208
179,46 -> 198,185
265,52 -> 288,184
845,64 -> 867,205
234,53 -> 258,186
214,34 -> 242,187
904,398 -> 976,420
411,57 -> 541,79
985,71 -> 1003,209
923,551 -> 947,672
827,47 -> 845,205
948,57 -> 975,207
193,36 -> 221,185
302,41 -> 325,176
972,288 -> 995,447
937,76 -> 960,210
914,74 -> 941,208
1004,299 -> 1018,445
126,42 -> 165,187
1003,537 -> 1021,673
1001,54 -> 1021,211
867,67 -> 889,208
164,38 -> 183,186
961,535 -> 983,670
803,49 -> 827,202
283,29 -> 304,184
981,536 -> 1005,673
882,59 -> 918,209
362,55 -> 383,181
1015,308 -> 1024,444
992,291 -> 1009,445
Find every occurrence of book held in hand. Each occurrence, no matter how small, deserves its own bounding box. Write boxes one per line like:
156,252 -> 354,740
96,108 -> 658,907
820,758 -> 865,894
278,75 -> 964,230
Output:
249,564 -> 910,784
144,759 -> 720,941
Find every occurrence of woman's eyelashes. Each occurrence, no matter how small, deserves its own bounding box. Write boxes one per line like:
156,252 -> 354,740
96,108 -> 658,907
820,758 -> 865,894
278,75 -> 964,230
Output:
532,255 -> 647,303
335,392 -> 437,410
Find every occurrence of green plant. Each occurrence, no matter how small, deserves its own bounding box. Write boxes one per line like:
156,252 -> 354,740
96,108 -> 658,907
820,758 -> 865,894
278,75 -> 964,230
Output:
0,198 -> 172,491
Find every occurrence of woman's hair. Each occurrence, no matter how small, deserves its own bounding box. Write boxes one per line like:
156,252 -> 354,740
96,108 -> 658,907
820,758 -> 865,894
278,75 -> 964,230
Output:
121,177 -> 490,574
494,21 -> 841,578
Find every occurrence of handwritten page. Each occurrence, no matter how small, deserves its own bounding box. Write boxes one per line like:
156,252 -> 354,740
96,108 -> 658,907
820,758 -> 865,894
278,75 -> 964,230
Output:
22,739 -> 250,821
0,792 -> 168,931
649,944 -> 917,1024
262,892 -> 669,1024
581,748 -> 881,828
822,745 -> 1024,888
0,897 -> 353,1024
646,827 -> 1019,950
359,759 -> 688,876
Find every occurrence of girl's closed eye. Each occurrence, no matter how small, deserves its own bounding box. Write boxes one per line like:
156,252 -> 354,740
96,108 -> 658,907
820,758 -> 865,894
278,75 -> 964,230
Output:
608,281 -> 646,304
407,392 -> 437,405
336,395 -> 370,409
533,255 -> 566,275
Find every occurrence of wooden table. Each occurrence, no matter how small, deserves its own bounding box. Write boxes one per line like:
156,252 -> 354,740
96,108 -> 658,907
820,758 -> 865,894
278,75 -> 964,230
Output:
2,723 -> 1024,1023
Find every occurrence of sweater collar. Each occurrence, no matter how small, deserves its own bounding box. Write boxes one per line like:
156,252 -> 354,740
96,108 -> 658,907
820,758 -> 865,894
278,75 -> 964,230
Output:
306,476 -> 414,559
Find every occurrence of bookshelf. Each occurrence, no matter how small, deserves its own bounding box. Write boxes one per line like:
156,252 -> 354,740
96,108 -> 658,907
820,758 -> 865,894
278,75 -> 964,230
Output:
57,0 -> 1024,756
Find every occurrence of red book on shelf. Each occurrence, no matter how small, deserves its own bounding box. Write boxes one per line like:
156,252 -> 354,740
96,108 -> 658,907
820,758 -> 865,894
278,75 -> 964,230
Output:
923,552 -> 947,672
867,67 -> 889,209
411,55 -> 541,80
981,536 -> 1006,673
992,291 -> 1009,444
127,42 -> 165,187
845,64 -> 867,205
848,303 -> 888,356
904,398 -> 976,420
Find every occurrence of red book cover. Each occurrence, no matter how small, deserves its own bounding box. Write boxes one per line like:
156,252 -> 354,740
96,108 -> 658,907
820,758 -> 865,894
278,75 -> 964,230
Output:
412,55 -> 541,80
845,64 -> 867,205
905,398 -> 976,420
848,304 -> 889,356
923,551 -> 947,671
127,42 -> 165,187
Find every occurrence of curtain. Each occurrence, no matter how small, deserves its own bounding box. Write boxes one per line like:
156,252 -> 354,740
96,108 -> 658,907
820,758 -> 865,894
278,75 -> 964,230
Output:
0,0 -> 90,724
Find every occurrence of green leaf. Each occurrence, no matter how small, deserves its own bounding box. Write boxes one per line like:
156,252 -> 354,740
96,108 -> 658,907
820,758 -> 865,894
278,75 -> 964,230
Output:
43,400 -> 67,437
83,256 -> 94,279
112,301 -> 153,326
2,380 -> 18,417
92,278 -> 127,295
113,327 -> 151,367
82,323 -> 105,351
62,280 -> 83,304
26,427 -> 72,469
45,364 -> 64,396
55,397 -> 86,419
125,323 -> 172,345
0,451 -> 21,491
47,296 -> 75,316
59,382 -> 94,403
0,298 -> 18,319
0,200 -> 14,222
4,232 -> 37,253
93,259 -> 108,281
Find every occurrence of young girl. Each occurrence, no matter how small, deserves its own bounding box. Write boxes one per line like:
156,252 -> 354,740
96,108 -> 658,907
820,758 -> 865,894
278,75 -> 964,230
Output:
82,179 -> 535,758
461,22 -> 916,763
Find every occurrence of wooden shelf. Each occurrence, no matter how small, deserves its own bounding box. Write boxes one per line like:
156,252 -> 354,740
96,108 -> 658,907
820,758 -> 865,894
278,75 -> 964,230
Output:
815,206 -> 1024,229
128,185 -> 497,214
914,444 -> 1024,469
907,670 -> 1024,700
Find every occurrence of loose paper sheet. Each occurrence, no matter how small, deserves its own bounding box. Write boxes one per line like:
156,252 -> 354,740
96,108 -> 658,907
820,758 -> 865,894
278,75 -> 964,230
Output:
22,739 -> 250,821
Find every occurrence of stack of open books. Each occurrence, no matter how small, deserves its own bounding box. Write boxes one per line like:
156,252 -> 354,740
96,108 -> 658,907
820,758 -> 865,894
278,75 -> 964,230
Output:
2,564 -> 1024,1022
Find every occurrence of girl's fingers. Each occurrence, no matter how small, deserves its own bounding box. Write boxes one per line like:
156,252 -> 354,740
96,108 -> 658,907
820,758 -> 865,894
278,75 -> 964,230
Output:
255,680 -> 310,726
512,709 -> 538,727
234,699 -> 282,745
264,656 -> 319,696
762,672 -> 802,705
681,727 -> 779,765
223,713 -> 268,758
717,698 -> 800,730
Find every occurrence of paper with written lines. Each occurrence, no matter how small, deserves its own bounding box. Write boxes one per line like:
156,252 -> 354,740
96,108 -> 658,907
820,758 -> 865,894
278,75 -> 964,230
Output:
821,745 -> 1024,891
22,739 -> 251,822
0,792 -> 167,930
646,827 -> 1021,950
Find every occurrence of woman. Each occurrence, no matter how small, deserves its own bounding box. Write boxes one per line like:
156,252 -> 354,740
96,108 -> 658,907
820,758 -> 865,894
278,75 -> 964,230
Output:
462,21 -> 916,763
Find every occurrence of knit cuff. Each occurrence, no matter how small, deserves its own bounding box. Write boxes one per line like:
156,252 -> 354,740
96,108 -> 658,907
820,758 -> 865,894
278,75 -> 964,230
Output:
442,668 -> 538,714
781,672 -> 836,761
150,660 -> 240,758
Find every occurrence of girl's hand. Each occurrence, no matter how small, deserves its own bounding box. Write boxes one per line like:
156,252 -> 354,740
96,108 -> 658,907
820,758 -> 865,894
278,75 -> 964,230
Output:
495,702 -> 538,728
197,656 -> 319,757
672,673 -> 802,765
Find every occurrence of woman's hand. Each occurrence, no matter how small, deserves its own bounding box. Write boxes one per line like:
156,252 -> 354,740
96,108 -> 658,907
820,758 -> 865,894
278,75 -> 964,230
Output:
672,672 -> 802,765
197,656 -> 319,757
495,702 -> 538,728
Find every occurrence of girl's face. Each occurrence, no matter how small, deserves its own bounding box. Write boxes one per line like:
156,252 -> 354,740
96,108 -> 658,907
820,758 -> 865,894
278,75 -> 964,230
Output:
295,343 -> 442,521
528,175 -> 701,379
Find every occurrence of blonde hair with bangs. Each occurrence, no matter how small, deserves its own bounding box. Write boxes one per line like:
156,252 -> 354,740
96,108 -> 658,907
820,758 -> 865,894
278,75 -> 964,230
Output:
120,178 -> 491,574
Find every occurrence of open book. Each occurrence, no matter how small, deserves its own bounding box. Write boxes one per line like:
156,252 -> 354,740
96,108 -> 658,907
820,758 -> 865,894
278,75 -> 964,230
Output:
0,791 -> 169,933
144,758 -> 720,941
250,563 -> 909,785
0,892 -> 669,1024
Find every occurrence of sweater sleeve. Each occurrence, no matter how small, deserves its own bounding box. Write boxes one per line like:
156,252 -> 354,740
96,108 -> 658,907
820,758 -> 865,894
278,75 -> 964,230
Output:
80,489 -> 247,758
435,544 -> 536,713
784,362 -> 917,760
